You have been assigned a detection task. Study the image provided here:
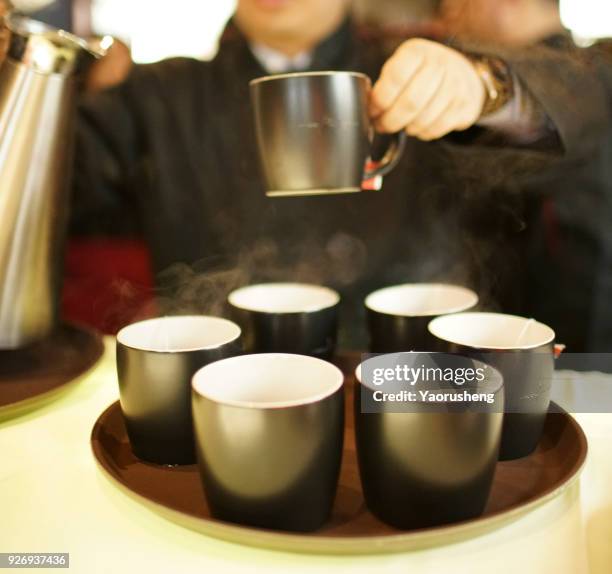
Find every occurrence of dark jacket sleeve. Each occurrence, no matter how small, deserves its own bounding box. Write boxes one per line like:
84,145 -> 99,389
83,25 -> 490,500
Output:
438,41 -> 612,192
71,70 -> 143,236
502,42 -> 610,158
70,57 -> 213,237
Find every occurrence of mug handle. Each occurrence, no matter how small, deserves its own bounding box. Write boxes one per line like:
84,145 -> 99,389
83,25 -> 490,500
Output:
363,131 -> 407,180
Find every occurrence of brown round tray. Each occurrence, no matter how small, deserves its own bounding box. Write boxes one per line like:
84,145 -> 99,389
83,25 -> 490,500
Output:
91,354 -> 587,555
0,323 -> 104,420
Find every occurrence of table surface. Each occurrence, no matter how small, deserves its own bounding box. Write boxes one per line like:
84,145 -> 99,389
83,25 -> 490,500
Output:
1,338 -> 611,574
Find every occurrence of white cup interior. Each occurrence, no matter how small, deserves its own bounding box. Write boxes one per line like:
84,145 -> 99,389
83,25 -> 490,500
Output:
117,316 -> 241,353
192,353 -> 344,409
428,312 -> 555,350
228,283 -> 340,314
365,283 -> 478,317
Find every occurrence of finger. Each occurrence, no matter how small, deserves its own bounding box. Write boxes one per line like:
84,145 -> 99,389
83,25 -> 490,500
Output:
404,73 -> 454,136
417,100 -> 463,140
375,64 -> 446,133
370,48 -> 425,117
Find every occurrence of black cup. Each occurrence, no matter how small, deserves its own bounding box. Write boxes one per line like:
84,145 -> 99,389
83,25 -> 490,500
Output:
250,71 -> 405,197
192,353 -> 344,532
228,283 -> 339,359
428,312 -> 556,460
365,284 -> 478,353
355,352 -> 504,530
116,315 -> 242,465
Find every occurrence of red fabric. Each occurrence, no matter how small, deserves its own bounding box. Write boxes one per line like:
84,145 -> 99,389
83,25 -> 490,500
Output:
61,239 -> 156,334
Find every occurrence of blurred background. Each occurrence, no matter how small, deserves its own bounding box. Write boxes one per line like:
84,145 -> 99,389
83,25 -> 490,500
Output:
7,0 -> 611,344
13,0 -> 612,64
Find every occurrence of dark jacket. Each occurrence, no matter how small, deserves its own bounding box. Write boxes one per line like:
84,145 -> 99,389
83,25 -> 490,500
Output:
71,20 -> 611,348
518,37 -> 612,352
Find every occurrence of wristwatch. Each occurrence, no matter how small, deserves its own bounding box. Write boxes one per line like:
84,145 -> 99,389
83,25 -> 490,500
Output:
467,54 -> 515,118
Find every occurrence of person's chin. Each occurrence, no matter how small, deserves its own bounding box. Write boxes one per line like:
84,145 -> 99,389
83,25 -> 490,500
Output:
237,0 -> 309,40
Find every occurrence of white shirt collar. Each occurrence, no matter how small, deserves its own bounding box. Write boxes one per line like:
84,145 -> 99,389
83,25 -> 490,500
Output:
250,43 -> 313,74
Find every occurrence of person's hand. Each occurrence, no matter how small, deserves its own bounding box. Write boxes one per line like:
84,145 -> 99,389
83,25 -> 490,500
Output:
370,39 -> 486,141
85,38 -> 133,94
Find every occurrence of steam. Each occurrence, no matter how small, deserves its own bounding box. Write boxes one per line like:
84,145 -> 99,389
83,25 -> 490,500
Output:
95,131 -> 547,335
94,175 -> 528,336
155,260 -> 248,318
150,233 -> 370,317
100,198 -> 511,333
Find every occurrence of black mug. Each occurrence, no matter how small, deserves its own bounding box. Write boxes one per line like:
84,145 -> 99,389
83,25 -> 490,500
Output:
116,315 -> 241,465
228,282 -> 340,359
365,283 -> 478,353
192,353 -> 344,532
428,312 -> 556,460
355,352 -> 504,529
250,71 -> 406,197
